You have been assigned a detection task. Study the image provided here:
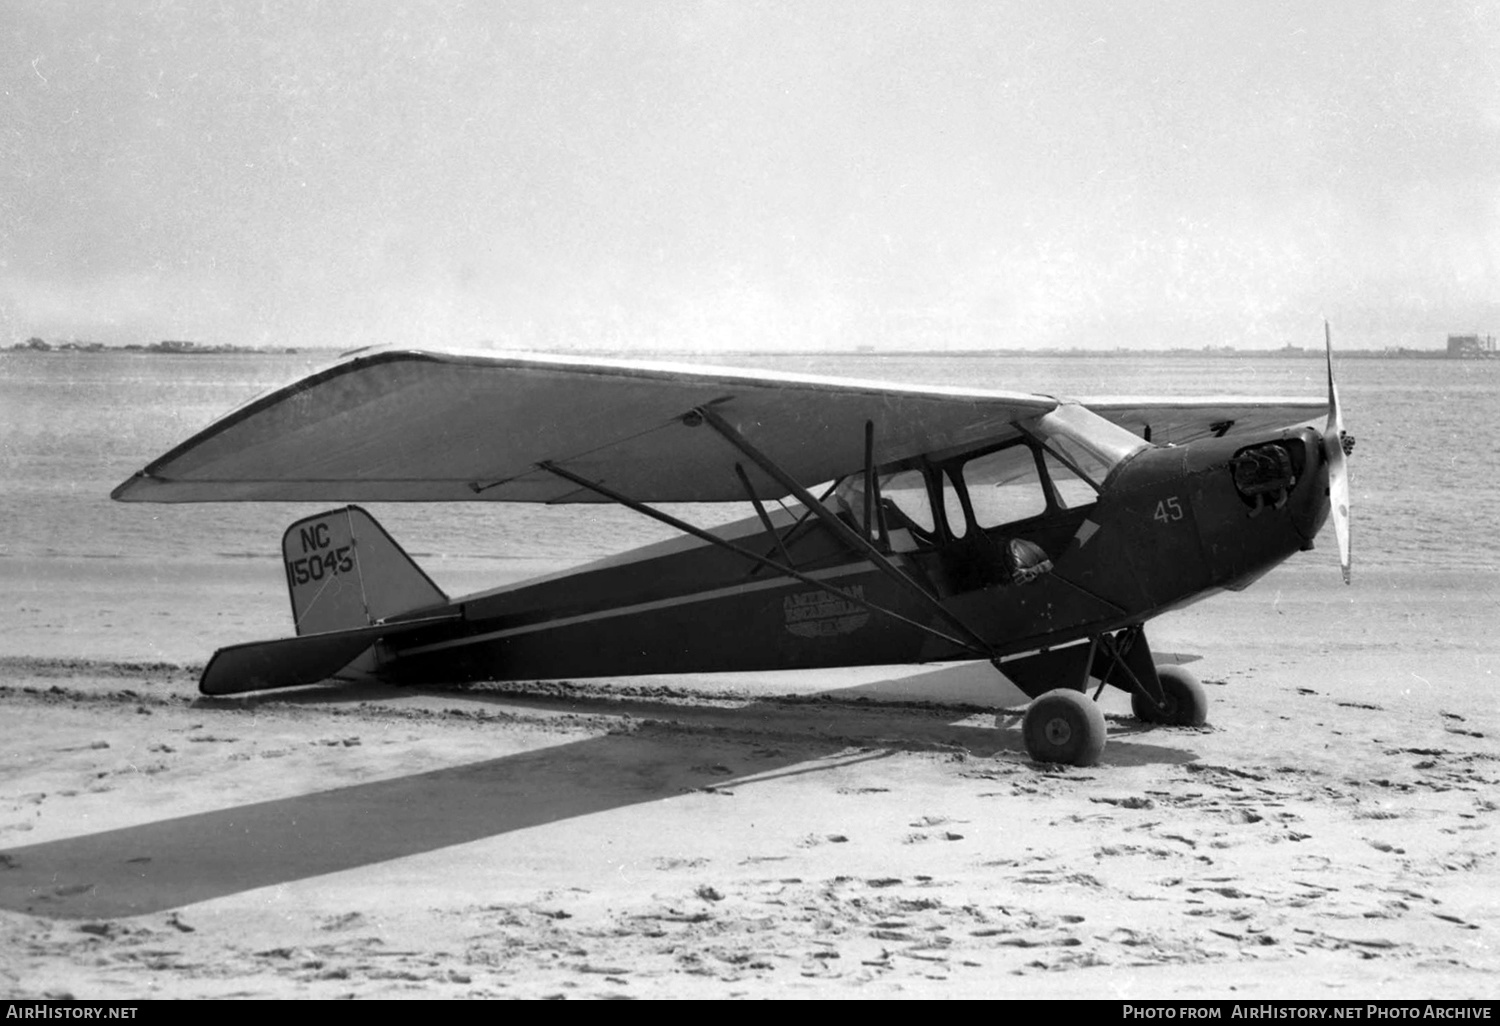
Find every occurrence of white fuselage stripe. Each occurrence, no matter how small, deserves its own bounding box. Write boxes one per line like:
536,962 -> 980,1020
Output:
400,561 -> 878,656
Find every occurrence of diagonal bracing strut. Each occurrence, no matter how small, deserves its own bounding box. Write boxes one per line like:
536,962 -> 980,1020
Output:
1092,625 -> 1166,709
693,404 -> 997,658
733,461 -> 797,571
536,460 -> 992,657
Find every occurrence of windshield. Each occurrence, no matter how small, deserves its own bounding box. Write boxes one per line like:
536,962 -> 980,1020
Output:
1028,402 -> 1150,487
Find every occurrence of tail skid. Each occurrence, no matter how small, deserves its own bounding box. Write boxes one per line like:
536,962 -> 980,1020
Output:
199,506 -> 452,695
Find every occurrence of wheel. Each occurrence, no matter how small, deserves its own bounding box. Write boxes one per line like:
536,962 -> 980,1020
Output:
1022,689 -> 1106,766
1131,664 -> 1208,726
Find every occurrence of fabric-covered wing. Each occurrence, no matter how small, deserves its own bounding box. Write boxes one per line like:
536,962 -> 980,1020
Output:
1081,397 -> 1327,445
113,349 -> 1057,504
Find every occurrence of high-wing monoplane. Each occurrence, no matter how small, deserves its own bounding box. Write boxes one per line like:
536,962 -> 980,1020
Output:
113,329 -> 1353,765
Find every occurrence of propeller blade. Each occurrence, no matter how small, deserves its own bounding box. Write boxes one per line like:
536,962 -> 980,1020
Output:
1324,321 -> 1351,583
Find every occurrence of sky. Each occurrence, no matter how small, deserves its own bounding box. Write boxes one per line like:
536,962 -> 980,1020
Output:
3,1 -> 1497,352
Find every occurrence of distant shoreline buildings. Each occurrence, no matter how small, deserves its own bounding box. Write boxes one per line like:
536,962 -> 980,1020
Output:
11,337 -> 301,355
1446,334 -> 1498,359
8,334 -> 1498,359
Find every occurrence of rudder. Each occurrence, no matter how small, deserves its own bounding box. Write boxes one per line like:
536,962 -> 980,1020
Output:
282,506 -> 448,635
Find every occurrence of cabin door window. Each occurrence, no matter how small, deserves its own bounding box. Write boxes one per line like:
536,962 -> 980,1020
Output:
958,443 -> 1048,530
878,468 -> 937,535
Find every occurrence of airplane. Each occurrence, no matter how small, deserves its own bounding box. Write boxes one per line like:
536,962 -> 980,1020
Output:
111,326 -> 1353,766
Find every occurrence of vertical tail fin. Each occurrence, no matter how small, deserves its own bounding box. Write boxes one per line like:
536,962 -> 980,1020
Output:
282,506 -> 447,635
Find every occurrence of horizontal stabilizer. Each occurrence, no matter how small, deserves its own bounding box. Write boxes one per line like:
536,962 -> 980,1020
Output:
199,616 -> 455,696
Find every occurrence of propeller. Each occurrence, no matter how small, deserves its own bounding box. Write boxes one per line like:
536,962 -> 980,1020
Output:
1323,321 -> 1351,583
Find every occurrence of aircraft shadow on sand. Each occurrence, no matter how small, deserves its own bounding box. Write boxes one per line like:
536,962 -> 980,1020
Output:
0,666 -> 1194,921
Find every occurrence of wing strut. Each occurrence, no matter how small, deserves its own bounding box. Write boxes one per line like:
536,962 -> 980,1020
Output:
734,462 -> 797,571
694,405 -> 996,659
536,461 -> 990,658
744,479 -> 842,579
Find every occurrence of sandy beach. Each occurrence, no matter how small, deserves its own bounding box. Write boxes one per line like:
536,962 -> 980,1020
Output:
2,564 -> 1496,999
8,0 -> 1499,1001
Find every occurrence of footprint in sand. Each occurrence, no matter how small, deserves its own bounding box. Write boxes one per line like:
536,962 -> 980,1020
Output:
320,911 -> 367,931
1444,727 -> 1485,739
1091,796 -> 1155,810
1433,912 -> 1481,931
797,833 -> 849,847
653,856 -> 708,870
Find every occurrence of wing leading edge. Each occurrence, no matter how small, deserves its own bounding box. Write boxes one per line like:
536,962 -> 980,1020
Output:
112,349 -> 1059,504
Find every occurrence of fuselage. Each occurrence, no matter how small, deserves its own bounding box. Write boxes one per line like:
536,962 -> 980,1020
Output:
379,407 -> 1335,686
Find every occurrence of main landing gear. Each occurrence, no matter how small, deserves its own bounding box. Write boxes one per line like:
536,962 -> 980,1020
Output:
1131,663 -> 1208,727
1000,626 -> 1210,766
1022,689 -> 1107,766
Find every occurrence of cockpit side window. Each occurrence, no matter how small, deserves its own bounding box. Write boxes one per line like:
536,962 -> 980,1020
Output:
959,442 -> 1049,529
839,419 -> 1112,549
833,467 -> 942,550
879,468 -> 937,535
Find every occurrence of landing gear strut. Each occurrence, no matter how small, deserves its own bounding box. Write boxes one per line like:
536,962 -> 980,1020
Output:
1131,663 -> 1208,726
998,624 -> 1211,765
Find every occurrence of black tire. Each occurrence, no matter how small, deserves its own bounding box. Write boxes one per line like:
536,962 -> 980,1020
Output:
1022,689 -> 1107,766
1131,664 -> 1209,726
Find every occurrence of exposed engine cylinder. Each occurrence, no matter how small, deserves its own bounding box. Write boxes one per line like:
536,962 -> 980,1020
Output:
1230,441 -> 1300,513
